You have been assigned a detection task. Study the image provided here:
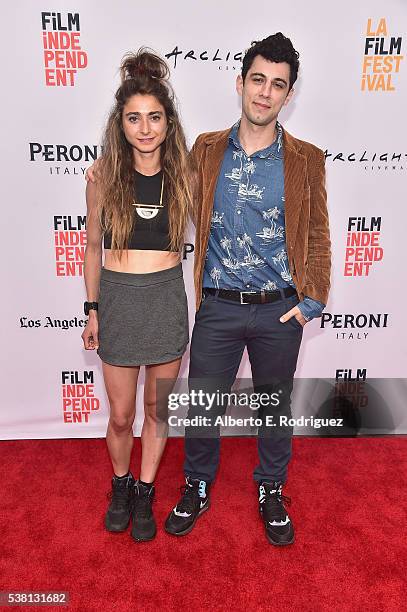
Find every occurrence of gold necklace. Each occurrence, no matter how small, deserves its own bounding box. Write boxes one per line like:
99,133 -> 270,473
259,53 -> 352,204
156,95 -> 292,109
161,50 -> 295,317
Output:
132,174 -> 164,209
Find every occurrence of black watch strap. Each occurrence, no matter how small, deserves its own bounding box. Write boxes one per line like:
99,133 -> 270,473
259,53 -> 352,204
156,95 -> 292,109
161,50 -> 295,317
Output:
84,301 -> 98,315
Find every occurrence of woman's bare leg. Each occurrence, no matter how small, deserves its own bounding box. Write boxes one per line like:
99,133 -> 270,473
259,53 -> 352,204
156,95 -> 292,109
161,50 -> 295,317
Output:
103,362 -> 140,476
140,358 -> 182,482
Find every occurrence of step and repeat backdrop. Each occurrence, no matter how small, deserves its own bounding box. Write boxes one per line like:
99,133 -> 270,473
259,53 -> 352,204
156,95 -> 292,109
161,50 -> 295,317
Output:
1,0 -> 406,439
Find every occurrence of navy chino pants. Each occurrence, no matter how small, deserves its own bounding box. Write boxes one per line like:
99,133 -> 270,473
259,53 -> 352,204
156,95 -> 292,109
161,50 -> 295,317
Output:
184,291 -> 303,483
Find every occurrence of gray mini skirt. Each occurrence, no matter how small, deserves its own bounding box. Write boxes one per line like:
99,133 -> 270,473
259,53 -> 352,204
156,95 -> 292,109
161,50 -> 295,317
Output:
97,264 -> 189,366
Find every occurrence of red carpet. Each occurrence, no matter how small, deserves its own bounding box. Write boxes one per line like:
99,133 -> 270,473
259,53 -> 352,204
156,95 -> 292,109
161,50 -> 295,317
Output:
1,437 -> 406,611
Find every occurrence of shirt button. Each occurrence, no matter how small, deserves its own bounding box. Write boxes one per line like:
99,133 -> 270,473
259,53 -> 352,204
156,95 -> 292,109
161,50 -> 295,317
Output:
246,284 -> 250,288
237,210 -> 241,215
247,157 -> 251,161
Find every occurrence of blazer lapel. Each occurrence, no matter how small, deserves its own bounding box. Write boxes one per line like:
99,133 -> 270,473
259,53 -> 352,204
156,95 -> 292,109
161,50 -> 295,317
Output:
283,129 -> 307,249
200,131 -> 229,238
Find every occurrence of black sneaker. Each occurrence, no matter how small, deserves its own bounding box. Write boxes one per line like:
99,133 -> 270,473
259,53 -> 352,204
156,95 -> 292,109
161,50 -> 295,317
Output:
165,477 -> 210,536
105,474 -> 135,532
131,482 -> 156,542
259,481 -> 294,546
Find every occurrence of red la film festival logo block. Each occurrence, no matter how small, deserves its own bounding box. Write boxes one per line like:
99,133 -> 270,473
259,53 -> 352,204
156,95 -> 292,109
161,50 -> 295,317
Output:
54,215 -> 86,276
41,12 -> 88,86
362,18 -> 403,91
344,217 -> 383,276
62,371 -> 100,423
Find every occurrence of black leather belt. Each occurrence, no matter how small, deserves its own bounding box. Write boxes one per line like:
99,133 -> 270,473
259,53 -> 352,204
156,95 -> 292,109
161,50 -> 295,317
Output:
203,286 -> 297,305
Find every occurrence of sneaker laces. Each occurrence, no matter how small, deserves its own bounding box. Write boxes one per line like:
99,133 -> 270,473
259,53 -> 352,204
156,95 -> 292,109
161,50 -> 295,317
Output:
133,485 -> 153,520
176,482 -> 200,515
261,484 -> 291,522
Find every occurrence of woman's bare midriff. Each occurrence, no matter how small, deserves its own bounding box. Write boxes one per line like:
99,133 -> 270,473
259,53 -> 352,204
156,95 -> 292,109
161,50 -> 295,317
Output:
104,249 -> 180,274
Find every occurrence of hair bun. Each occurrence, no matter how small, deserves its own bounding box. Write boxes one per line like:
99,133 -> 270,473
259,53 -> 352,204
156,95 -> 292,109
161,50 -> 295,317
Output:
120,47 -> 170,82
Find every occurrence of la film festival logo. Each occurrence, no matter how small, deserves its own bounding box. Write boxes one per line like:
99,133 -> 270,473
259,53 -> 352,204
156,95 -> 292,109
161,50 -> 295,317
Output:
54,215 -> 86,277
62,371 -> 100,424
41,11 -> 88,86
344,216 -> 383,276
165,45 -> 243,70
320,312 -> 389,341
361,18 -> 403,91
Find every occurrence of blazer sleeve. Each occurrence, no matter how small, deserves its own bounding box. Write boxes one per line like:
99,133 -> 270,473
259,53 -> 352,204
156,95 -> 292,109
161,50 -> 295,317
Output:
188,135 -> 206,227
302,149 -> 331,305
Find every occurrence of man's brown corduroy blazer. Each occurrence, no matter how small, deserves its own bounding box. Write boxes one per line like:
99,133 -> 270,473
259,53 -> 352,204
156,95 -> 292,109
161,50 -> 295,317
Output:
190,127 -> 331,311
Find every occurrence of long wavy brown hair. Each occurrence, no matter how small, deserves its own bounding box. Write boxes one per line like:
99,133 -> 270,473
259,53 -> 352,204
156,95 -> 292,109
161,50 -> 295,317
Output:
96,48 -> 192,255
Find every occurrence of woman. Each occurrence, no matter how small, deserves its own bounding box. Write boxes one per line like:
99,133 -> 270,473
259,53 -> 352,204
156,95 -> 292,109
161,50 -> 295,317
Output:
81,49 -> 192,542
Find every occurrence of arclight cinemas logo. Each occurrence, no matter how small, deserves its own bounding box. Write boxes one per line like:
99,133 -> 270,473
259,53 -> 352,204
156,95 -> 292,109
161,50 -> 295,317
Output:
29,142 -> 100,176
41,12 -> 88,86
62,370 -> 100,424
324,149 -> 406,171
165,45 -> 243,70
344,217 -> 383,276
321,313 -> 389,340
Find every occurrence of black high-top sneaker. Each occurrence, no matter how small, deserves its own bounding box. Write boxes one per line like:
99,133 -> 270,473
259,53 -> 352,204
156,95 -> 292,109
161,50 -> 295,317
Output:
259,481 -> 294,546
105,473 -> 135,532
165,477 -> 210,536
131,482 -> 156,542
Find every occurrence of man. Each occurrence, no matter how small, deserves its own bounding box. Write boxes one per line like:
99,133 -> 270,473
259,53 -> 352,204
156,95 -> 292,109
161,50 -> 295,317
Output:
165,32 -> 331,545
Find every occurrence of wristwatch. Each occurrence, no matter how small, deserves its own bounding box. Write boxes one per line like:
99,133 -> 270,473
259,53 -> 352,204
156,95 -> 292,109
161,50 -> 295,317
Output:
84,301 -> 98,316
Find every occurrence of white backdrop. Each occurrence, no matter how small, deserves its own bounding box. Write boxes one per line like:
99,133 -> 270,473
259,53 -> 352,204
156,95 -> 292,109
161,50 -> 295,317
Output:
1,0 -> 406,439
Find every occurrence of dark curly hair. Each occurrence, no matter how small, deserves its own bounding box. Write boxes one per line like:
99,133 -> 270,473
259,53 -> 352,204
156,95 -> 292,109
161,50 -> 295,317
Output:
242,32 -> 300,90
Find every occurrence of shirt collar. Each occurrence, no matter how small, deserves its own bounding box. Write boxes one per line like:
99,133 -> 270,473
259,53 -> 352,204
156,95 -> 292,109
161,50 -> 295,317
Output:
228,120 -> 283,158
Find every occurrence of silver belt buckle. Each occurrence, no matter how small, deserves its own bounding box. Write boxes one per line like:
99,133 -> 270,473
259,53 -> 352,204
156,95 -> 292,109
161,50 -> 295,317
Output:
240,291 -> 256,304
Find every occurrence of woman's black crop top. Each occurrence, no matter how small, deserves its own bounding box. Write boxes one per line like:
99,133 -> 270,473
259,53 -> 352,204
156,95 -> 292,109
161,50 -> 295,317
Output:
103,170 -> 174,251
